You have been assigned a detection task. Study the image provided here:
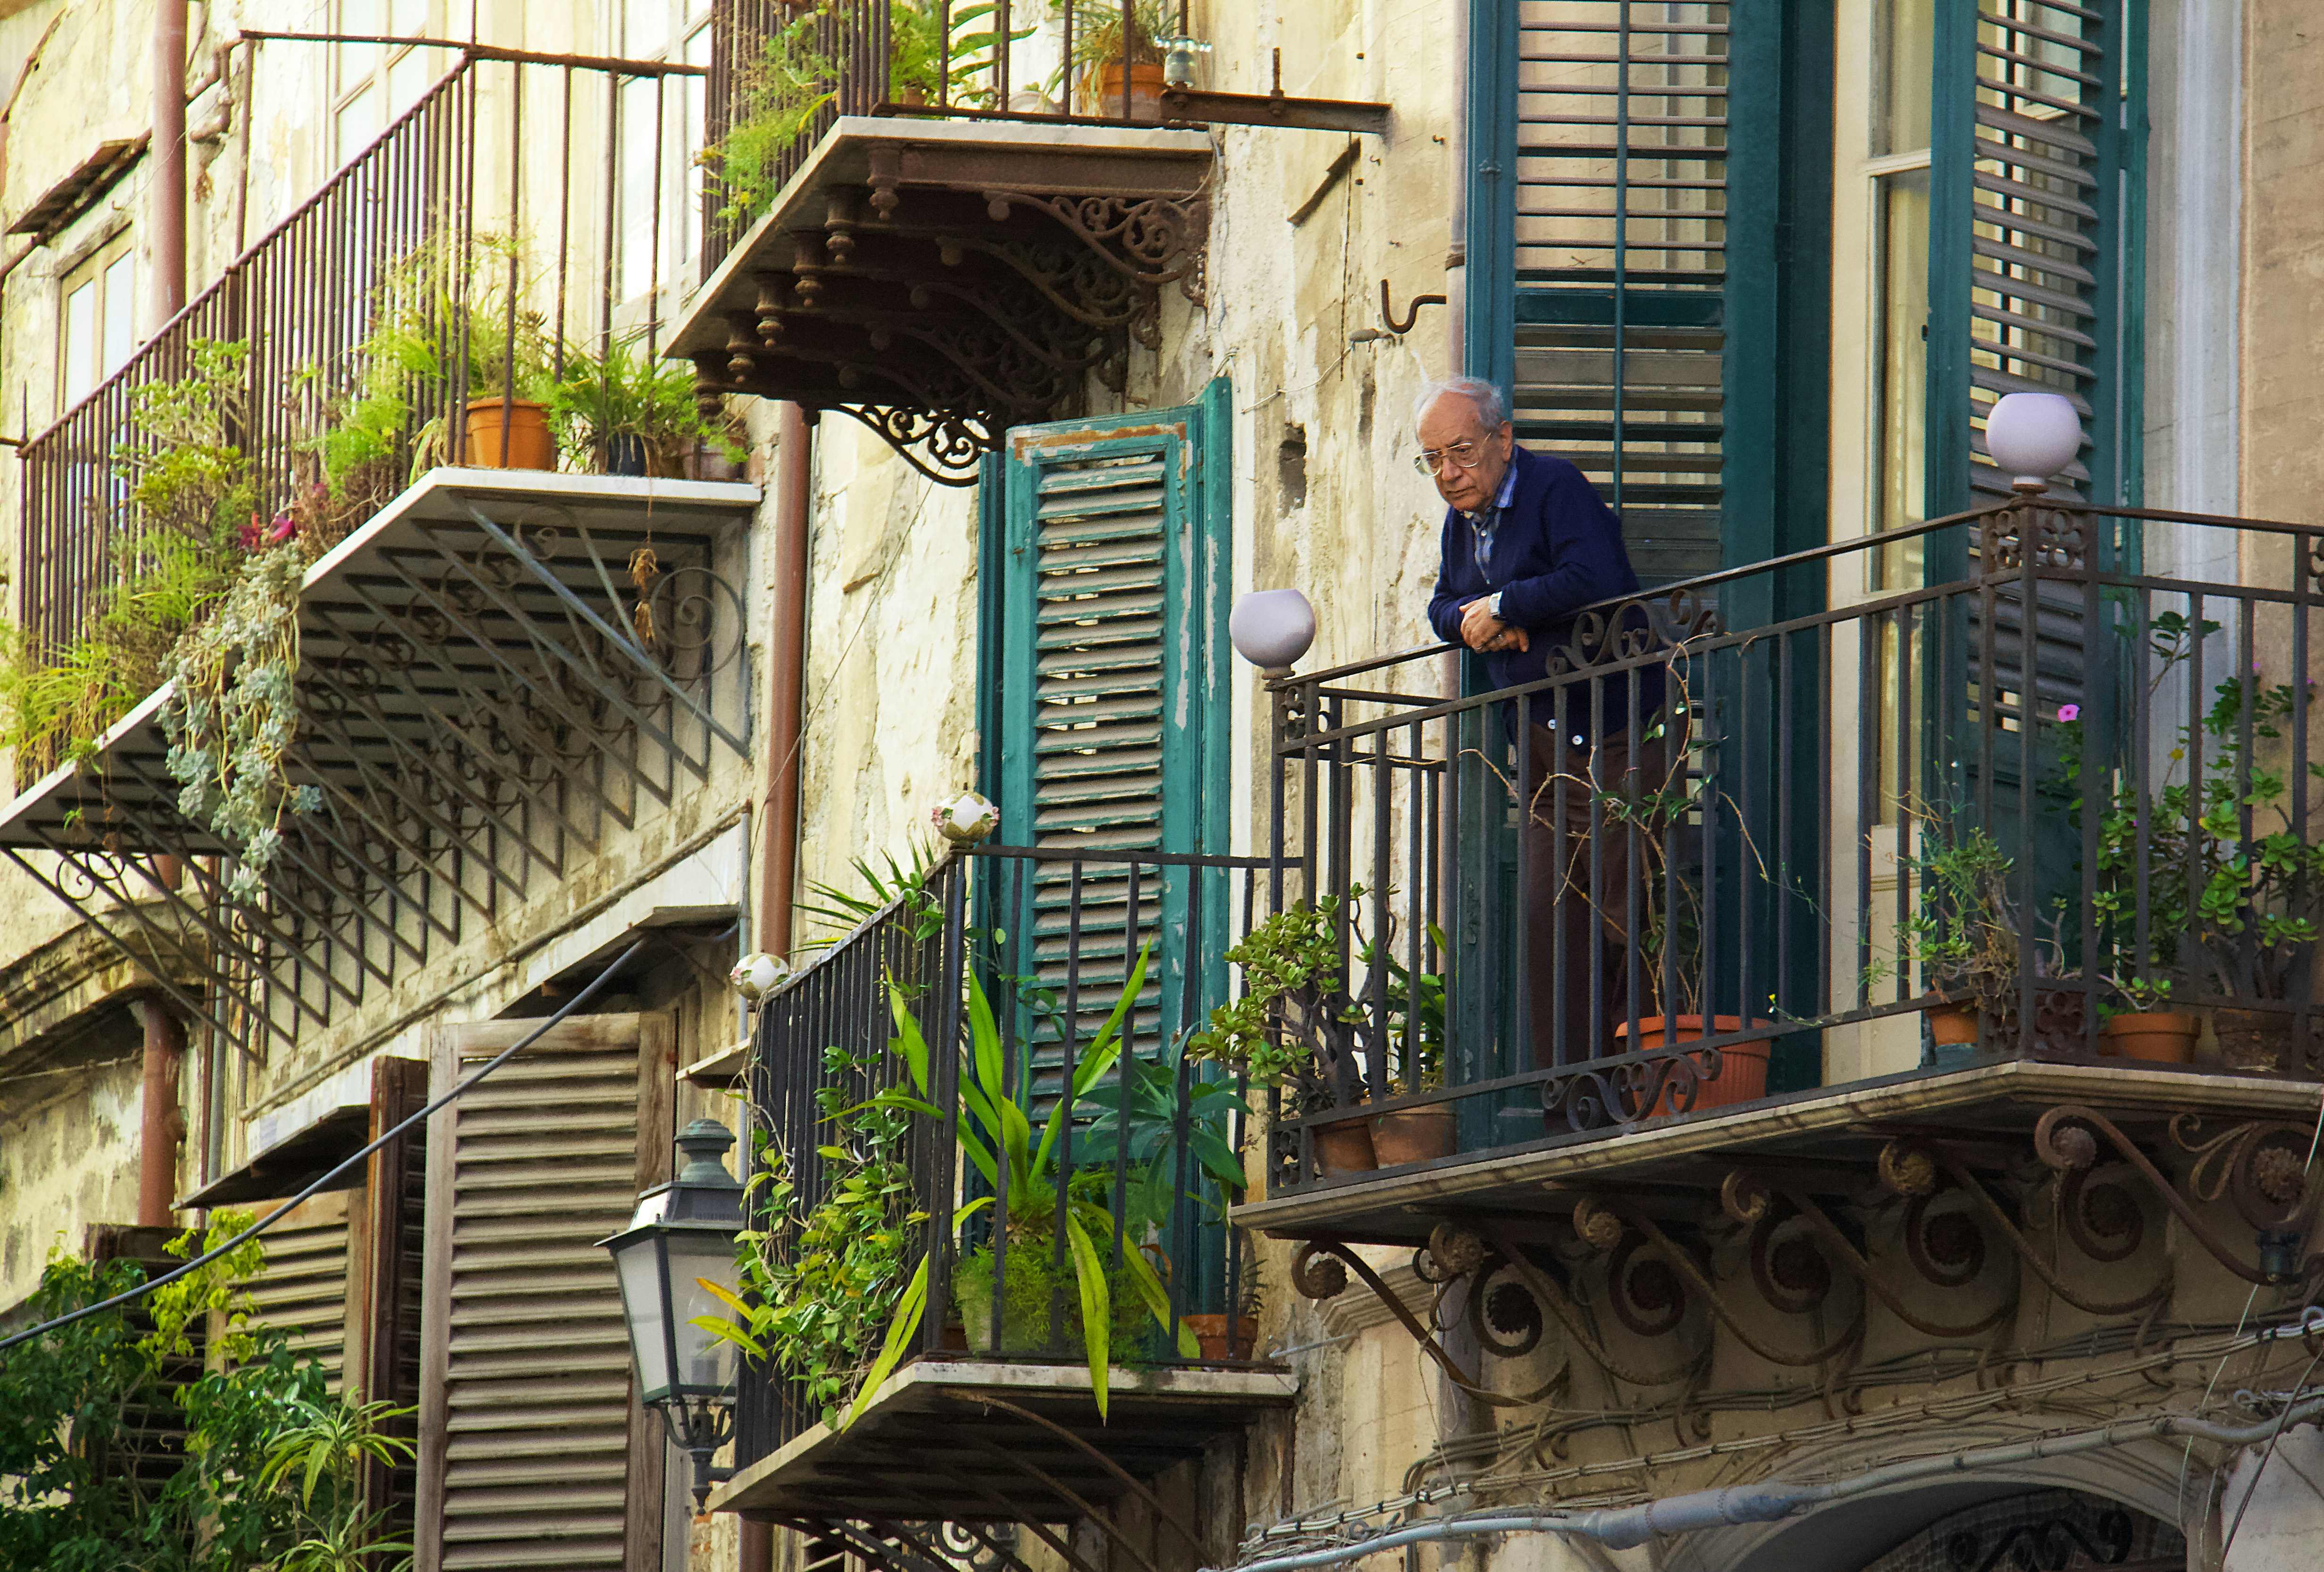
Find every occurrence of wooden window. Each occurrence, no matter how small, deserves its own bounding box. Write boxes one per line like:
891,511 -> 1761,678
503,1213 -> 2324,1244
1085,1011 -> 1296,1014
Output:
415,1014 -> 676,1572
333,0 -> 447,166
615,0 -> 715,304
58,235 -> 134,413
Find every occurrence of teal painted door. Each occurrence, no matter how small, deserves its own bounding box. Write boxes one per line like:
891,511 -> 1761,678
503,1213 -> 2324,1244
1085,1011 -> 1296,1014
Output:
980,383 -> 1233,1081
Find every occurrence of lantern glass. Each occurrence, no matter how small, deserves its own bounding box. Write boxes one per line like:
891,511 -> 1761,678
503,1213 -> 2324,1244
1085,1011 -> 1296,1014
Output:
661,1229 -> 742,1398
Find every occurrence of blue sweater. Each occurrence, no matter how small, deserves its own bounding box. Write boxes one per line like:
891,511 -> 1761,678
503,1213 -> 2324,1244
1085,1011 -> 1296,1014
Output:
1426,445 -> 1660,738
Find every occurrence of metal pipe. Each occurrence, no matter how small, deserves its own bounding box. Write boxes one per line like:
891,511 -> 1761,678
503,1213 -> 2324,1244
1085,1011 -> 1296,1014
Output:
759,402 -> 813,957
230,31 -> 709,76
137,998 -> 185,1226
153,0 -> 188,318
1221,1374 -> 2324,1570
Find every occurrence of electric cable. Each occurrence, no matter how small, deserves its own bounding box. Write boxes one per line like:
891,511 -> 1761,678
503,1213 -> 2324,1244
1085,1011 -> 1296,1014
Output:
0,935 -> 650,1356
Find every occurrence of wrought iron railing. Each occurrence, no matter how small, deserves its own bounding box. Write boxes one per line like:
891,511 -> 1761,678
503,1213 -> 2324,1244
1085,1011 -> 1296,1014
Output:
733,843 -> 1274,1467
17,47 -> 709,677
702,0 -> 1198,273
1261,494 -> 2324,1194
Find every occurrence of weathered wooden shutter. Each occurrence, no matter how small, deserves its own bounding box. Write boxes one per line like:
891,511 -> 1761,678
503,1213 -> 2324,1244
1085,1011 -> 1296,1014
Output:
243,1192 -> 356,1391
416,1014 -> 675,1572
983,387 -> 1231,1071
83,1224 -> 201,1496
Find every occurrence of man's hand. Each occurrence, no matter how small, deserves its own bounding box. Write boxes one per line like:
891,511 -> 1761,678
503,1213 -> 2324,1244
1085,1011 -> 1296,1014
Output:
1459,598 -> 1530,655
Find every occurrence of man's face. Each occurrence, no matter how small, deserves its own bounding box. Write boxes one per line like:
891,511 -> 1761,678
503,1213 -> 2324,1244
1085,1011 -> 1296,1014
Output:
1417,393 -> 1515,514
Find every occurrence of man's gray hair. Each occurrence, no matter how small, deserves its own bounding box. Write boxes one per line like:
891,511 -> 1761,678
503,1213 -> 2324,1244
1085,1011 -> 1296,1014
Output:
1413,376 -> 1511,433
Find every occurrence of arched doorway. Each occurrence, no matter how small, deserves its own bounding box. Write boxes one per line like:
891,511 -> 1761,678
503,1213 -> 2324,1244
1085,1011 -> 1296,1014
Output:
1670,1483 -> 2187,1572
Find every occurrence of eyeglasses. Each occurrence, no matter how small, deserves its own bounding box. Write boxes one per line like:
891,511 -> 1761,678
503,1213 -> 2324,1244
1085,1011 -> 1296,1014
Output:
1414,440 -> 1488,475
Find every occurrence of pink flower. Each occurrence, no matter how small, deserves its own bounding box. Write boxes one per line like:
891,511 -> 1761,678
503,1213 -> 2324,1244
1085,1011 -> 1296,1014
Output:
2057,704 -> 2080,723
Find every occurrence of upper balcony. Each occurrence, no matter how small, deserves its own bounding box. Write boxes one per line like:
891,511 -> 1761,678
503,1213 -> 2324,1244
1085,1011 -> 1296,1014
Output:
1231,490 -> 2324,1292
713,844 -> 1293,1529
2,50 -> 759,1063
672,1 -> 1387,482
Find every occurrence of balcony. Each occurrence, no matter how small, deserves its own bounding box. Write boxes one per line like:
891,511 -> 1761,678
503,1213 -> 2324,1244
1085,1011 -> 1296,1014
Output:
2,51 -> 757,1061
676,1 -> 1386,482
1230,494 -> 2324,1322
714,845 -> 1293,1529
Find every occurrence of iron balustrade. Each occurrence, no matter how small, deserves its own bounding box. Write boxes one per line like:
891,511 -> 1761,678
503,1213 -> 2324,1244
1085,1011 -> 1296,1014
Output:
702,0 -> 1198,274
734,843 -> 1273,1468
17,48 -> 712,678
1261,493 -> 2324,1194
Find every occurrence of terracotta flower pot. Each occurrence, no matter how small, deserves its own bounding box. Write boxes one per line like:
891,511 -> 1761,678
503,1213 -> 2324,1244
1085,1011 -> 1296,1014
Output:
2102,1010 -> 2198,1065
463,396 -> 556,470
1370,1104 -> 1456,1166
1310,1116 -> 1378,1174
1086,60 -> 1168,121
1182,1313 -> 1258,1362
2214,1007 -> 2292,1073
1614,1015 -> 1773,1115
1925,997 -> 1980,1047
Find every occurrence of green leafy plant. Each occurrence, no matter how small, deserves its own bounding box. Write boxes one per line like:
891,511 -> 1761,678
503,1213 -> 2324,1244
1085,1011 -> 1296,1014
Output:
703,1043 -> 926,1428
1186,890 -> 1355,1086
1049,0 -> 1168,76
703,2 -> 1031,225
2051,610 -> 2324,1009
795,841 -> 943,949
0,341 -> 253,773
545,330 -> 746,474
702,943 -> 1194,1427
0,1218 -> 413,1572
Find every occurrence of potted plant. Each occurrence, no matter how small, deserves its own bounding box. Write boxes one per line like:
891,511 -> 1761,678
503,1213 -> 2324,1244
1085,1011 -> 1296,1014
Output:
1180,1234 -> 1263,1362
1050,0 -> 1168,120
1189,889 -> 1380,1175
546,331 -> 748,478
2053,620 -> 2318,1069
1359,921 -> 1455,1164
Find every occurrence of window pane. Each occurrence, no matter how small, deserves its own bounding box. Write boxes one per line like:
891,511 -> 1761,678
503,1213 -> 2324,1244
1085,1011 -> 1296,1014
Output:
681,24 -> 710,262
622,0 -> 670,61
102,252 -> 136,377
63,279 -> 95,406
389,46 -> 430,113
1875,167 -> 1931,557
617,75 -> 661,297
1874,0 -> 1935,157
337,82 -> 383,163
389,0 -> 427,34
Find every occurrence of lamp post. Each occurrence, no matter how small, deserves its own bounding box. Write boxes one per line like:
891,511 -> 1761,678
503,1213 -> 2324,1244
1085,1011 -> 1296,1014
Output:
600,1117 -> 747,1510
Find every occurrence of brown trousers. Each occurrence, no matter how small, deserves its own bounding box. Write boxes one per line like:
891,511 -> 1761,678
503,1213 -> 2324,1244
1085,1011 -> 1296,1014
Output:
1521,713 -> 1683,1068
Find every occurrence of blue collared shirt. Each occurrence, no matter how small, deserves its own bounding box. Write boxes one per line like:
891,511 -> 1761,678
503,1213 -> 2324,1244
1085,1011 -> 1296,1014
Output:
1461,465 -> 1520,576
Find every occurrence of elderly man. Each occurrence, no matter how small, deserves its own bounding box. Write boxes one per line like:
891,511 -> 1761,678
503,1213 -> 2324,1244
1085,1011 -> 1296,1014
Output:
1419,376 -> 1673,1070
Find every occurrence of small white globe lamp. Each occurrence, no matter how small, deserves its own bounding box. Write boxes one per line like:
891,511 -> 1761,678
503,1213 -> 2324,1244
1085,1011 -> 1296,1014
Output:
1984,392 -> 2083,493
1229,589 -> 1317,677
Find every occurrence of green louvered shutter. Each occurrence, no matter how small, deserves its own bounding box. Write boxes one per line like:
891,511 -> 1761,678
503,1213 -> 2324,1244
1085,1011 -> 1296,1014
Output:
983,384 -> 1232,1078
1928,0 -> 2143,517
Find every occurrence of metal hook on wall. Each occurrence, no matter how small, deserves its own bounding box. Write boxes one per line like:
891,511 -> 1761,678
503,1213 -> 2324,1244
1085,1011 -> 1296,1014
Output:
1379,278 -> 1446,335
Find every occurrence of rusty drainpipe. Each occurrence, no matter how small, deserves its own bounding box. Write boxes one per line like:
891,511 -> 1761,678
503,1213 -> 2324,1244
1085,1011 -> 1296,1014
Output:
756,401 -> 813,962
150,0 -> 189,893
137,998 -> 186,1226
737,404 -> 810,1572
154,0 -> 188,316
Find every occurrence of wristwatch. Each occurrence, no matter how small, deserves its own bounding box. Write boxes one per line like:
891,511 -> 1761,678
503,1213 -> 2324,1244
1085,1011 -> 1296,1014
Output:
1487,591 -> 1504,620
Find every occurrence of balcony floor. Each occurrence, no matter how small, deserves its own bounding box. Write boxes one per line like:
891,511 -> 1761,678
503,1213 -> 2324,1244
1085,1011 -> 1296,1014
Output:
714,1357 -> 1295,1521
1234,1060 -> 2324,1247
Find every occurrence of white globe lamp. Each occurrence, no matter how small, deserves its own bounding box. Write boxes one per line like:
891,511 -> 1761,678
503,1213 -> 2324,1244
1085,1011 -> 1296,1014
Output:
1984,392 -> 2083,492
1229,589 -> 1317,676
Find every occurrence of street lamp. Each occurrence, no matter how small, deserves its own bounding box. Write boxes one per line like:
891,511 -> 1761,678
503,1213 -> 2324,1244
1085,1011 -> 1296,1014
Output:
600,1117 -> 747,1510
